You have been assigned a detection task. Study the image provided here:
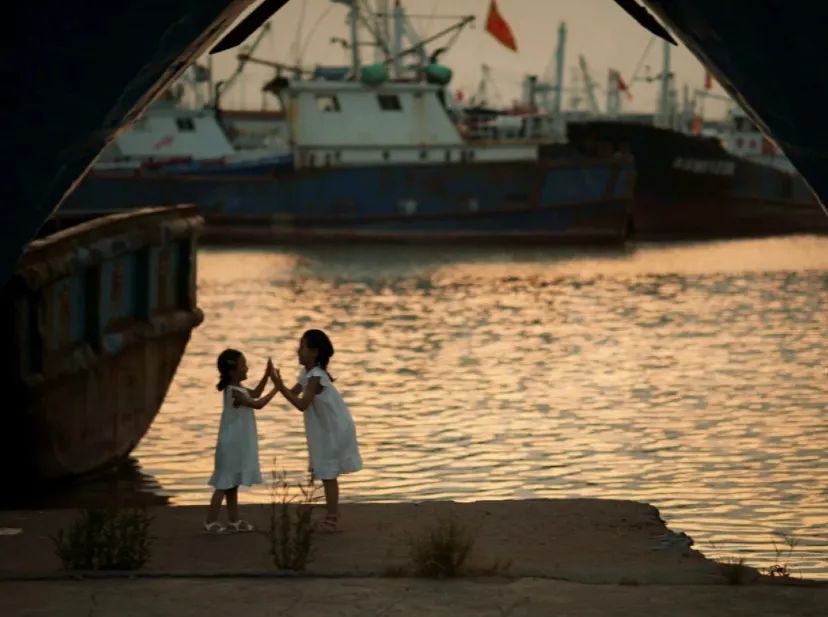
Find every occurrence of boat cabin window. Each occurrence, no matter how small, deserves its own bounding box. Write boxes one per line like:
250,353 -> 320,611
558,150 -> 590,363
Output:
316,95 -> 341,112
176,118 -> 196,132
378,94 -> 402,111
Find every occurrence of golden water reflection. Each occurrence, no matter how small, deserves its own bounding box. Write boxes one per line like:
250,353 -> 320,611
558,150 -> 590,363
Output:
138,236 -> 828,578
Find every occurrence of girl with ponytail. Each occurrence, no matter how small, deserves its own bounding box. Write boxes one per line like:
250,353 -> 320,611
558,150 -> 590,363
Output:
270,329 -> 362,533
204,349 -> 278,534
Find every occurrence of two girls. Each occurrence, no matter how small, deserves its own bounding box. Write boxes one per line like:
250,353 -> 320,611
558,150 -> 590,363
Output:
205,330 -> 362,534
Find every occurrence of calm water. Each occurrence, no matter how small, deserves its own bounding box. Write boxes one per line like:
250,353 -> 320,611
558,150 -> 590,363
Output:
103,237 -> 828,577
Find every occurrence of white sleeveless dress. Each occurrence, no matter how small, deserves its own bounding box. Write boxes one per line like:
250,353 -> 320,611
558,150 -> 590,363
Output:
298,366 -> 363,480
208,385 -> 263,489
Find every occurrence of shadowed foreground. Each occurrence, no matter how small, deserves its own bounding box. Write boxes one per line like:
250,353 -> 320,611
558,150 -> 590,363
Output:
1,500 -> 825,616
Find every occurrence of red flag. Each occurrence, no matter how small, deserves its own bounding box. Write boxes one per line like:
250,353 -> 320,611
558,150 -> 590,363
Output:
704,69 -> 713,90
612,70 -> 632,100
485,0 -> 517,52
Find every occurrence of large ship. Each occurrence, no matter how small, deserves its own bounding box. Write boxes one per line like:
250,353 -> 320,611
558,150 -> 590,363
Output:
566,119 -> 827,240
615,0 -> 828,216
60,87 -> 633,244
453,25 -> 826,241
57,3 -> 634,244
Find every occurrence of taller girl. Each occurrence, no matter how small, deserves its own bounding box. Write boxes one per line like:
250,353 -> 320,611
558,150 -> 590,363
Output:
272,329 -> 362,533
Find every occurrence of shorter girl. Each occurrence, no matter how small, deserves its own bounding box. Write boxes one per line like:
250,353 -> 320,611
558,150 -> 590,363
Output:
205,349 -> 278,534
272,329 -> 362,532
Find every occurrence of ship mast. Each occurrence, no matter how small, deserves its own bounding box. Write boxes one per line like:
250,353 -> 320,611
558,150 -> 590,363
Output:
657,39 -> 672,128
349,1 -> 361,75
391,1 -> 403,78
553,22 -> 566,114
578,55 -> 601,114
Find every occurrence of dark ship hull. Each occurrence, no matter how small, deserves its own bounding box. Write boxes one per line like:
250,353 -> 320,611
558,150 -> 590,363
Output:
0,1 -> 253,484
1,0 -> 260,286
567,121 -> 828,240
637,1 -> 828,214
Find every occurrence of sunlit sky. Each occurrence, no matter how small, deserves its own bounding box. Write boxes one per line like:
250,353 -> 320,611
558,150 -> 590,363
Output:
201,0 -> 732,118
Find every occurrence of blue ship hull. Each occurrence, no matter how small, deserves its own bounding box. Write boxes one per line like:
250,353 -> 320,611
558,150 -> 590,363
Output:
59,158 -> 634,243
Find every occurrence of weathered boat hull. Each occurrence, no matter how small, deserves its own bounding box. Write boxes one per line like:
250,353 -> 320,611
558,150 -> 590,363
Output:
1,207 -> 203,481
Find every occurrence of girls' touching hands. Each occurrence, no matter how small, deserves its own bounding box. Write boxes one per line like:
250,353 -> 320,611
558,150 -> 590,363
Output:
269,363 -> 283,389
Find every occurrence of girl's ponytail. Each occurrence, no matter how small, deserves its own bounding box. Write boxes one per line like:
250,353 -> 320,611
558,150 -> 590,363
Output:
302,329 -> 335,382
216,349 -> 243,391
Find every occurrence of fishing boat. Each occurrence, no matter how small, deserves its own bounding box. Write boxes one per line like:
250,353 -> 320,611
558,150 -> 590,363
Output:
615,0 -> 828,215
567,120 -> 826,240
470,24 -> 826,241
57,2 -> 635,244
564,38 -> 827,240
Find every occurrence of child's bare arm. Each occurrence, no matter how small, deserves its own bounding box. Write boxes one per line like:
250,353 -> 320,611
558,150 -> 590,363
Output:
249,359 -> 273,398
272,369 -> 320,412
269,367 -> 302,400
231,386 -> 278,410
280,378 -> 321,412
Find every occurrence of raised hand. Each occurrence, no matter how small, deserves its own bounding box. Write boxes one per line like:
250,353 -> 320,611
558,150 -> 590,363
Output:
271,367 -> 283,388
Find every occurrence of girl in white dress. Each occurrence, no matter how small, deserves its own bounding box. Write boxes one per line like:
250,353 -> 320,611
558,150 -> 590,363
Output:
271,330 -> 362,533
204,349 -> 278,534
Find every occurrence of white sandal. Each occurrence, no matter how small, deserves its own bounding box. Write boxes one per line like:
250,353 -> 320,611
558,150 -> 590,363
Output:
227,519 -> 255,532
203,521 -> 228,534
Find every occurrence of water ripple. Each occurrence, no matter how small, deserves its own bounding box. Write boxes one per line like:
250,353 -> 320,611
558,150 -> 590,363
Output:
134,237 -> 828,579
